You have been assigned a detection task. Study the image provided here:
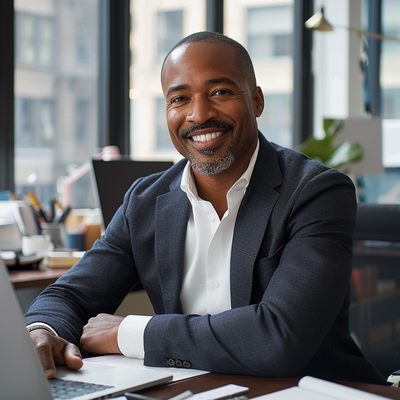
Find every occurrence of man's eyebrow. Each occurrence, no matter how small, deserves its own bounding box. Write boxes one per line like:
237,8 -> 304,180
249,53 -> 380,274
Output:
165,84 -> 190,98
165,77 -> 239,98
205,77 -> 238,86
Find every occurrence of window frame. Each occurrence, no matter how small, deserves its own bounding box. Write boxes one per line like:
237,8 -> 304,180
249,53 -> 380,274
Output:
2,0 -> 366,191
0,0 -> 15,191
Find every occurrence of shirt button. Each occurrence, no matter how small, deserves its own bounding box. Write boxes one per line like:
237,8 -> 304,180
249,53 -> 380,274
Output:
213,280 -> 220,288
209,216 -> 215,223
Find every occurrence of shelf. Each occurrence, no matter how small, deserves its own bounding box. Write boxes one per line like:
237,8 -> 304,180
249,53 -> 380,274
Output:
350,289 -> 400,307
353,247 -> 400,259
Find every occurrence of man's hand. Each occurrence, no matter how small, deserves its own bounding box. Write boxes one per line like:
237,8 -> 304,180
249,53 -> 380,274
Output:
30,329 -> 83,379
80,313 -> 123,356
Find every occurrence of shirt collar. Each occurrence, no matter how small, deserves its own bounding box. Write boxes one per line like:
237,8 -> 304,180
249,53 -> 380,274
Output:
181,139 -> 260,202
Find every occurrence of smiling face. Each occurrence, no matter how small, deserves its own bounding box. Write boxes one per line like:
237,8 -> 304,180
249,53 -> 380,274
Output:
162,41 -> 264,179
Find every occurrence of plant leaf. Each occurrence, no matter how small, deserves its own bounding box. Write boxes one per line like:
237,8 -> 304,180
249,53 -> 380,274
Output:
324,119 -> 343,138
325,141 -> 364,169
297,136 -> 336,163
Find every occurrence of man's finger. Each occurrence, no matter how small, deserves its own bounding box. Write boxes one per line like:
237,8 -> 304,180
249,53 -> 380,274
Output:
30,329 -> 83,378
34,334 -> 57,379
64,342 -> 83,370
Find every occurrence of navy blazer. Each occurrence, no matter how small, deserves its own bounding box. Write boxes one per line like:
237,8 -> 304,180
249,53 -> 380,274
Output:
25,134 -> 385,384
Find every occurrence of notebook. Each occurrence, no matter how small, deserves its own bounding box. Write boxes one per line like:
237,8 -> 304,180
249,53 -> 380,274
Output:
0,259 -> 173,400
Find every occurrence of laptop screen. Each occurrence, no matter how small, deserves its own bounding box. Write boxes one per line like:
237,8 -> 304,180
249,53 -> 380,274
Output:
91,159 -> 174,230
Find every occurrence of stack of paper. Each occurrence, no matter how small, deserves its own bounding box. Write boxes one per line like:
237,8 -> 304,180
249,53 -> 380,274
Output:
252,376 -> 390,400
43,250 -> 85,268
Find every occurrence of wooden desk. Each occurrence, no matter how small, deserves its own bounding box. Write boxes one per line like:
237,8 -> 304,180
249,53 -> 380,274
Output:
7,269 -> 400,399
9,268 -> 69,290
141,373 -> 400,400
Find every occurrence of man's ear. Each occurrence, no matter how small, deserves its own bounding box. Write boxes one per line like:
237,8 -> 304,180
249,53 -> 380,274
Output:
253,86 -> 264,117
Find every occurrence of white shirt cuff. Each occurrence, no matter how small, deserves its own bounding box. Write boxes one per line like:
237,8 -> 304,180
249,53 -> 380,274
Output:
26,322 -> 58,336
117,315 -> 152,359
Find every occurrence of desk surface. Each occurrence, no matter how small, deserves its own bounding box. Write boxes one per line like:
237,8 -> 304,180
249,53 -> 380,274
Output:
9,268 -> 69,290
141,373 -> 400,400
8,270 -> 400,399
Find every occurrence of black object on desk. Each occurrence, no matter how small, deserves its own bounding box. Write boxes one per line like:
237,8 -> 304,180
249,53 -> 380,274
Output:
91,159 -> 174,230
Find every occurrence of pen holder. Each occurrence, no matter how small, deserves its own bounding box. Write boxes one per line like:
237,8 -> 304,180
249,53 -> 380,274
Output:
40,222 -> 65,248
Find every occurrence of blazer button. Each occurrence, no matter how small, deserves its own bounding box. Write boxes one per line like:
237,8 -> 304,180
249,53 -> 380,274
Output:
167,358 -> 176,367
175,359 -> 183,367
182,361 -> 192,368
162,358 -> 169,366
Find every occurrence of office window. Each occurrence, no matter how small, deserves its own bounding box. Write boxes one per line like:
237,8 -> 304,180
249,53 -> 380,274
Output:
381,0 -> 400,119
77,17 -> 94,65
156,10 -> 183,63
14,0 -> 100,205
247,5 -> 293,59
15,98 -> 55,148
130,1 -> 295,159
382,0 -> 400,56
363,0 -> 400,200
383,89 -> 400,119
76,99 -> 91,148
16,13 -> 55,65
258,94 -> 292,148
225,1 -> 294,148
130,0 -> 206,161
311,0 -> 400,202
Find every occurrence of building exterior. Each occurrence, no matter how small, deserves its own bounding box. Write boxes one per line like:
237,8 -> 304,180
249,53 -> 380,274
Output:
14,0 -> 99,203
13,0 -> 400,205
130,0 -> 294,162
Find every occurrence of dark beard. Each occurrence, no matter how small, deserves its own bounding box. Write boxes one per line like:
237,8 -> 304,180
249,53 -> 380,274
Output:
188,142 -> 235,175
180,120 -> 235,175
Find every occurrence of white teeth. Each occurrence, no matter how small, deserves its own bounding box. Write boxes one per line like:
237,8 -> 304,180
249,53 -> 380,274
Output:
192,131 -> 223,142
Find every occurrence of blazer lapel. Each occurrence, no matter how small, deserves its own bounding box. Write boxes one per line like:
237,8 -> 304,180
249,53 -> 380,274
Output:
155,172 -> 190,314
230,135 -> 283,308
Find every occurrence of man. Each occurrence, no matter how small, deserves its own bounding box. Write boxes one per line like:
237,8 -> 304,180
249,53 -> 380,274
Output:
25,31 -> 385,384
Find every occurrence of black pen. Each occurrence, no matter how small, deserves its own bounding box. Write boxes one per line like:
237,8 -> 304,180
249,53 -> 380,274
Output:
56,206 -> 71,223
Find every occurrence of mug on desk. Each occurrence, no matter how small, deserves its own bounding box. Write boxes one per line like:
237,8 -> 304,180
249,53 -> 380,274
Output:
65,232 -> 85,251
22,235 -> 52,256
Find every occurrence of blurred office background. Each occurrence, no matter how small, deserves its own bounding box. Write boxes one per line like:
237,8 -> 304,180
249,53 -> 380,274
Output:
1,0 -> 399,206
2,0 -> 400,357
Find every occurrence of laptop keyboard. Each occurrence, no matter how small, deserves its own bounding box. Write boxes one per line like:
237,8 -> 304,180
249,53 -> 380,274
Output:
49,378 -> 114,399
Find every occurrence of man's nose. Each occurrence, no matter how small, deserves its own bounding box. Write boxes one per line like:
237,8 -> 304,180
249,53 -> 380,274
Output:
186,96 -> 218,124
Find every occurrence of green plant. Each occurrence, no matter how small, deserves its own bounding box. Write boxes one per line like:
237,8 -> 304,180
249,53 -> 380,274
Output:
297,119 -> 364,171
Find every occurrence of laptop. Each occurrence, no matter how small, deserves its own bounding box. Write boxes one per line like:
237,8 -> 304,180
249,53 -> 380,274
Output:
91,159 -> 174,231
0,259 -> 173,400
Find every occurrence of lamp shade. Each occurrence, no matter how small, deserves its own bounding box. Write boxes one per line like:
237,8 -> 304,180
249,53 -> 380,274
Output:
305,7 -> 333,32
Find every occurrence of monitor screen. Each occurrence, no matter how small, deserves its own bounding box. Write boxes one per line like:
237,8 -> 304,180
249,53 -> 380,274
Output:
91,159 -> 174,230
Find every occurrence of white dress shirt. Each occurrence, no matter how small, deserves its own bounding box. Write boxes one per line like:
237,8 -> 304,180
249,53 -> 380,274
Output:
119,142 -> 259,358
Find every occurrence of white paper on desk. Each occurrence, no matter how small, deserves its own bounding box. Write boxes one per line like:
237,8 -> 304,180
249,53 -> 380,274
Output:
252,376 -> 389,400
83,354 -> 209,382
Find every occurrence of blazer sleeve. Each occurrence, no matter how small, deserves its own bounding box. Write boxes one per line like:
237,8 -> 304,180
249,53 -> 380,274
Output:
143,167 -> 358,377
24,183 -> 143,345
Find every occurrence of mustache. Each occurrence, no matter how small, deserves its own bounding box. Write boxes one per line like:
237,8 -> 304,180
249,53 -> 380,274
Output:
180,121 -> 233,139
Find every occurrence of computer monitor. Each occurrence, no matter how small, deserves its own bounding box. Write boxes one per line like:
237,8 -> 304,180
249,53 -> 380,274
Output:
91,159 -> 174,231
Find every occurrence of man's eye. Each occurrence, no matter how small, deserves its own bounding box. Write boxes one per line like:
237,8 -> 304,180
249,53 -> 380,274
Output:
214,89 -> 229,96
172,96 -> 186,103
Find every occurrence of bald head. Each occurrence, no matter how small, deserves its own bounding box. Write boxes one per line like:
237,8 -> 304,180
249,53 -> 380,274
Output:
161,31 -> 257,91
